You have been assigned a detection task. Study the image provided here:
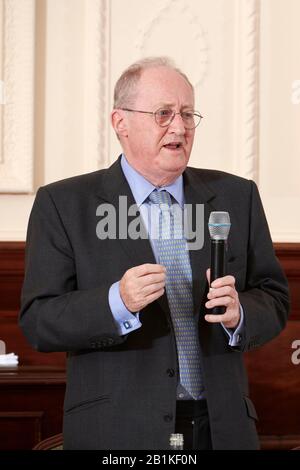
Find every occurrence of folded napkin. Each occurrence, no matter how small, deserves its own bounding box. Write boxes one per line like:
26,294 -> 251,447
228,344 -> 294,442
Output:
0,352 -> 19,366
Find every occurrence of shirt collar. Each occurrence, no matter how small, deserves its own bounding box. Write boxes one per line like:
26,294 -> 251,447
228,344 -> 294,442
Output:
121,154 -> 184,208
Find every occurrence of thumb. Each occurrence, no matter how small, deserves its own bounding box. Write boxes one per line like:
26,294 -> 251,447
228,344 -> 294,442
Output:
206,268 -> 211,285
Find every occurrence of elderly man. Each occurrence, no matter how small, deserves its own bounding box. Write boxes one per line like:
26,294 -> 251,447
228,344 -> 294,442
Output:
20,57 -> 289,450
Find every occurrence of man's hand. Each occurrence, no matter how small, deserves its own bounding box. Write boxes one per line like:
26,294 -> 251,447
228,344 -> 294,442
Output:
204,268 -> 240,329
120,263 -> 166,313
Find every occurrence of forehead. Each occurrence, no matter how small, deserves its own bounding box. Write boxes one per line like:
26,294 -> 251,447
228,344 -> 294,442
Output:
134,66 -> 194,108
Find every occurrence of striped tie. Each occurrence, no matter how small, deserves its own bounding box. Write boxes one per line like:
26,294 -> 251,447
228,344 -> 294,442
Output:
148,189 -> 203,399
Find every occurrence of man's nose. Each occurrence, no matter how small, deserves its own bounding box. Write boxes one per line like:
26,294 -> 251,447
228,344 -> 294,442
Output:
168,113 -> 186,134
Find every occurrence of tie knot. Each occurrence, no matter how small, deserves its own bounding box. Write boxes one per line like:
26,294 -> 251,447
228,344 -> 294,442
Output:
148,189 -> 172,208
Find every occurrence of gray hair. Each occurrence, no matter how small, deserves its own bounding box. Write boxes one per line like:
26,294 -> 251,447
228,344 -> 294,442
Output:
113,56 -> 194,109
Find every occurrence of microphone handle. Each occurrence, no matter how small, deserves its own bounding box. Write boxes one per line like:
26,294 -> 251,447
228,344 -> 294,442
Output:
210,239 -> 227,315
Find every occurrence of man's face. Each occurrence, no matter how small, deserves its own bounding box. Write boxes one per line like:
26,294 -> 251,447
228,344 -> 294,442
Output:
115,66 -> 196,186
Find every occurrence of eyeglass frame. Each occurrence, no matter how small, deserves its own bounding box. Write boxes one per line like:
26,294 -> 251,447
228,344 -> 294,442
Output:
119,107 -> 203,130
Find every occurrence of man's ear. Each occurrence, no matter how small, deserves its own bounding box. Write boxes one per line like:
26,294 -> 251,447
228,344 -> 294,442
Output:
111,109 -> 128,137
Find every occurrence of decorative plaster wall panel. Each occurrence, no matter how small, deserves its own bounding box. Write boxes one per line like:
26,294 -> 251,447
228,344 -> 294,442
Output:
0,0 -> 35,193
109,0 -> 260,179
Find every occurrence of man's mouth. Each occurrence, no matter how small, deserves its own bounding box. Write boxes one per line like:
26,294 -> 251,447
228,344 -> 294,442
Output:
163,142 -> 183,150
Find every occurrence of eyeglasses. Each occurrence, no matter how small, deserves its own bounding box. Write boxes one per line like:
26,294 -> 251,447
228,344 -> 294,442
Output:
119,107 -> 203,130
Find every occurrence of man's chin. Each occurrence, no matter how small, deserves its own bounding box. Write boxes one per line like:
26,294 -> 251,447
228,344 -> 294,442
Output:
155,163 -> 188,186
160,155 -> 188,173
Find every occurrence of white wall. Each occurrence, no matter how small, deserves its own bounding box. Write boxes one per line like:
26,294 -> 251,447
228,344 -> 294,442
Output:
259,0 -> 300,241
0,0 -> 299,241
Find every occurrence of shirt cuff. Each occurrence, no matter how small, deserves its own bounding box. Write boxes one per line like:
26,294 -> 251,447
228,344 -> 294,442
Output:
108,281 -> 142,336
222,304 -> 244,347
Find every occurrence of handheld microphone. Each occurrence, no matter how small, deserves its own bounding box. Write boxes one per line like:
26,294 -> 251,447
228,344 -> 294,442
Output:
208,212 -> 231,315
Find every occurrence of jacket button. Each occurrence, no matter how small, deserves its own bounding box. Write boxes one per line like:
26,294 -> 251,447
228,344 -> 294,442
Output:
164,414 -> 173,422
167,368 -> 175,377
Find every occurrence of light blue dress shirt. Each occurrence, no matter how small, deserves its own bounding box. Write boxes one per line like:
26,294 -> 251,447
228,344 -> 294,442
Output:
108,154 -> 244,346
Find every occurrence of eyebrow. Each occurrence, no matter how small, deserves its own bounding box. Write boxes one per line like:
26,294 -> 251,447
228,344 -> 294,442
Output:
154,102 -> 195,110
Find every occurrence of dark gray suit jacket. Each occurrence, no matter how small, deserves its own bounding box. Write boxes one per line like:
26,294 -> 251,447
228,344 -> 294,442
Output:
19,156 -> 289,449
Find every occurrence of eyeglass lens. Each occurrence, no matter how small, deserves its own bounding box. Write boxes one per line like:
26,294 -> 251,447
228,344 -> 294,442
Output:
155,109 -> 201,129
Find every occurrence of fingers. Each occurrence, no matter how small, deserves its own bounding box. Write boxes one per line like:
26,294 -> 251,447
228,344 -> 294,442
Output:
205,309 -> 240,329
207,285 -> 236,302
204,312 -> 229,323
210,275 -> 235,288
144,287 -> 165,304
139,272 -> 166,287
204,273 -> 240,328
119,263 -> 166,312
135,263 -> 166,277
142,281 -> 165,296
206,293 -> 237,310
135,264 -> 166,289
205,276 -> 237,311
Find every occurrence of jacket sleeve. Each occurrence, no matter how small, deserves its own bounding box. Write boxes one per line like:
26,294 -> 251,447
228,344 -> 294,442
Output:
237,181 -> 290,352
19,187 -> 126,352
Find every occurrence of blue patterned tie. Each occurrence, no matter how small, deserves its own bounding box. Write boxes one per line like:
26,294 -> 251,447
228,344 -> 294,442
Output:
148,189 -> 203,399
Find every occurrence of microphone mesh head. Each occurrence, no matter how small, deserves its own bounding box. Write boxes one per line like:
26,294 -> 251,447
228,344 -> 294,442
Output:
208,211 -> 231,240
